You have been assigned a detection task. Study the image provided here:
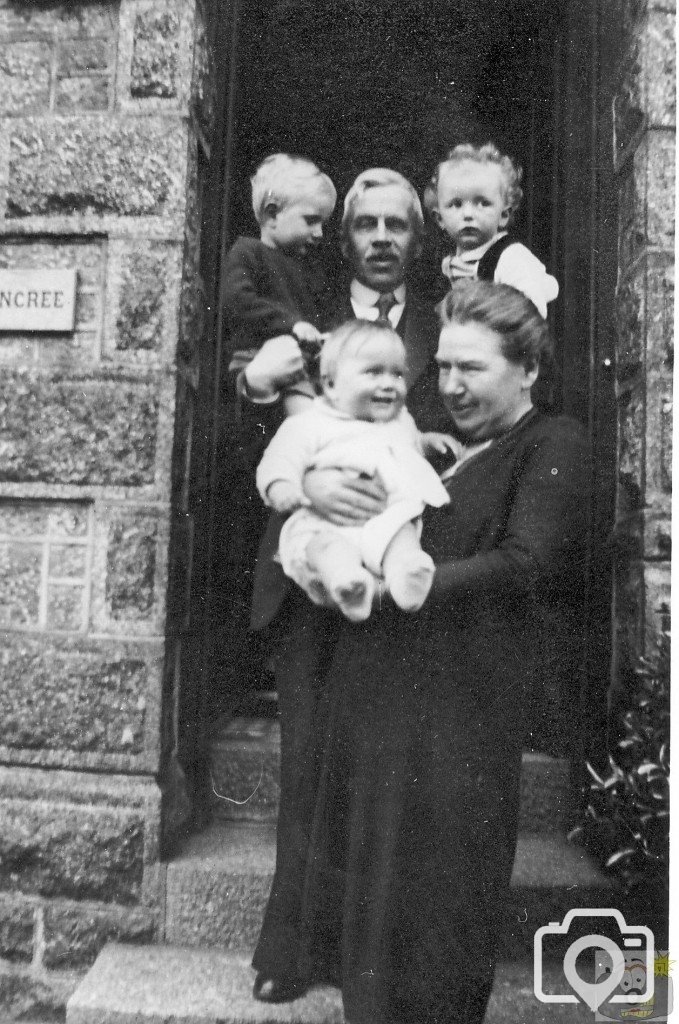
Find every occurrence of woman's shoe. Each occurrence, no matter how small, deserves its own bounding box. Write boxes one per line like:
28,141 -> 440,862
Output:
252,973 -> 308,1003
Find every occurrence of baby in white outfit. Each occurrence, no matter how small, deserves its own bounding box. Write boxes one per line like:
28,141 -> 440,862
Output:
256,320 -> 451,621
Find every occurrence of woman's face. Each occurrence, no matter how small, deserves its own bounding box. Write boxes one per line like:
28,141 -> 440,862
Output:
436,321 -> 538,440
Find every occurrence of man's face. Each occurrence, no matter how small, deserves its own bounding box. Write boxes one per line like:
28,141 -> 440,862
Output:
342,185 -> 420,291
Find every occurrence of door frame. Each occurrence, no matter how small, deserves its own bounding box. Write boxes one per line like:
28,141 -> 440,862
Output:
192,0 -> 618,787
551,0 -> 618,773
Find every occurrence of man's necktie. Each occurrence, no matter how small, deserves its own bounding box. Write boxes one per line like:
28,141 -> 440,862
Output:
375,292 -> 396,325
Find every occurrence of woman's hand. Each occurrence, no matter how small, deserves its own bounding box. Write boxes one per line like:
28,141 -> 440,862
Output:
244,335 -> 306,398
421,431 -> 458,456
304,468 -> 388,526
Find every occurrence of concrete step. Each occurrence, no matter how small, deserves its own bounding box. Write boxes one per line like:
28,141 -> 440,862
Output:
519,752 -> 573,833
66,944 -> 343,1024
209,718 -> 280,823
165,821 -> 614,953
66,944 -> 594,1023
209,717 -> 574,832
165,823 -> 274,952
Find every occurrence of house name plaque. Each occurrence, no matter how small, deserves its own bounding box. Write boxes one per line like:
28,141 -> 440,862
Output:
0,269 -> 77,332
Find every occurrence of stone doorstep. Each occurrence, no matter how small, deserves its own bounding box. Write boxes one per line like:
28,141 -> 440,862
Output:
209,718 -> 281,824
65,944 -> 343,1024
164,821 -> 613,952
209,717 -> 574,832
66,945 -> 594,1024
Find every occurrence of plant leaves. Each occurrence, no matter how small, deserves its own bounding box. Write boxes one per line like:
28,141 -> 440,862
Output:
606,848 -> 635,867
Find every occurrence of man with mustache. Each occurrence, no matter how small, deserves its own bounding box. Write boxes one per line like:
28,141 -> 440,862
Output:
238,168 -> 448,1002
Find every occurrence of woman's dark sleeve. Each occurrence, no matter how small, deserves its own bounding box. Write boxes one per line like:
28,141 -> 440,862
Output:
222,242 -> 299,348
431,422 -> 590,602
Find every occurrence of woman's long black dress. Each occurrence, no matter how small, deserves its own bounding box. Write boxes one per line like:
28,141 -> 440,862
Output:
263,410 -> 590,1024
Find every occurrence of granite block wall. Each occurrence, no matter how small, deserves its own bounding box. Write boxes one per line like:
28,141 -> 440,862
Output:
0,0 -> 216,1014
612,0 -> 674,678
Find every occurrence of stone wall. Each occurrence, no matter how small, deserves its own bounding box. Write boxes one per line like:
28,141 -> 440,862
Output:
612,0 -> 674,677
0,0 -> 215,1014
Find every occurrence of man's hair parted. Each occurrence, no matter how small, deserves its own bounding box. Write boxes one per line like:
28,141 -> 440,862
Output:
250,153 -> 336,224
433,143 -> 524,225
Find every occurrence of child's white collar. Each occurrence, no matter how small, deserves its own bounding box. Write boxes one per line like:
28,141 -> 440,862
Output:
453,231 -> 508,261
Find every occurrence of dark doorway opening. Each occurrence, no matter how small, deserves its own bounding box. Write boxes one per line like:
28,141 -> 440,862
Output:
227,0 -> 559,301
203,0 -> 614,766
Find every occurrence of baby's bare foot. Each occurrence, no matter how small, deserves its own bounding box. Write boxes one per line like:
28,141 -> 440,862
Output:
387,554 -> 435,612
332,573 -> 375,622
307,578 -> 331,606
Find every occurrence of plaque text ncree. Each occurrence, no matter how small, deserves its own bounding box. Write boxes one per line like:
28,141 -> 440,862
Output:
0,269 -> 77,332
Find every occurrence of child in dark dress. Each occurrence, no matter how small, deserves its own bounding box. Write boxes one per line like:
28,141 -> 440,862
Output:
223,154 -> 337,414
431,142 -> 558,317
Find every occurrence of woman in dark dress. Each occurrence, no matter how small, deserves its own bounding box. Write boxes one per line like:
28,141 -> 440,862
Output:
257,281 -> 590,1023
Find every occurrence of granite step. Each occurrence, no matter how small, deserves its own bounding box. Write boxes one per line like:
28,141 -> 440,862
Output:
209,715 -> 575,832
66,944 -> 343,1024
164,820 -> 614,954
209,717 -> 281,823
66,944 -> 594,1023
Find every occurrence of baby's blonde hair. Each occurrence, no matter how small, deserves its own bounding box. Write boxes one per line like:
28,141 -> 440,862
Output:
432,143 -> 523,225
250,153 -> 336,224
320,319 -> 405,384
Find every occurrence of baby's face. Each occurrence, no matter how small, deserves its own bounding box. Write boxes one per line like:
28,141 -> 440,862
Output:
266,193 -> 333,257
436,160 -> 510,251
325,334 -> 407,422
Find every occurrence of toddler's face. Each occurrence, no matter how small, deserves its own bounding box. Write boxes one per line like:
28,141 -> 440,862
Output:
266,194 -> 332,257
435,161 -> 510,252
325,334 -> 407,422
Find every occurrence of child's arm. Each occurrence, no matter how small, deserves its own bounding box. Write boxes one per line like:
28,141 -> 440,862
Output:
223,241 -> 302,344
265,480 -> 311,514
494,244 -> 559,318
256,412 -> 319,510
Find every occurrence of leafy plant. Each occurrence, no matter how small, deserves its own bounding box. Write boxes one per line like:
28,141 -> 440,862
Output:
569,627 -> 670,893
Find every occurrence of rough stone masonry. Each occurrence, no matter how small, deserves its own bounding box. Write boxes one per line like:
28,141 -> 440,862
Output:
0,1 -> 214,1016
611,0 -> 674,679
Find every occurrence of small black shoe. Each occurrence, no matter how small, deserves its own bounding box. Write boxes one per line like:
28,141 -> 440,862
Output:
252,973 -> 309,1003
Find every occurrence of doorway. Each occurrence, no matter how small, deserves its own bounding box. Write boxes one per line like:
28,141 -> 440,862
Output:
199,0 -> 615,766
227,0 -> 558,294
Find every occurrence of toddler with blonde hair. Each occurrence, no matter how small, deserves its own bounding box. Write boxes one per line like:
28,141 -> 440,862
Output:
431,142 -> 558,317
224,153 -> 337,412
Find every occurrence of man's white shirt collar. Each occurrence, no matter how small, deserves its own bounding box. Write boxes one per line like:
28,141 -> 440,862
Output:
349,279 -> 406,328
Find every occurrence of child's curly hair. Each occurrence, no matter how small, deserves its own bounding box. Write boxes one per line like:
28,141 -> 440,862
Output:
432,143 -> 524,226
